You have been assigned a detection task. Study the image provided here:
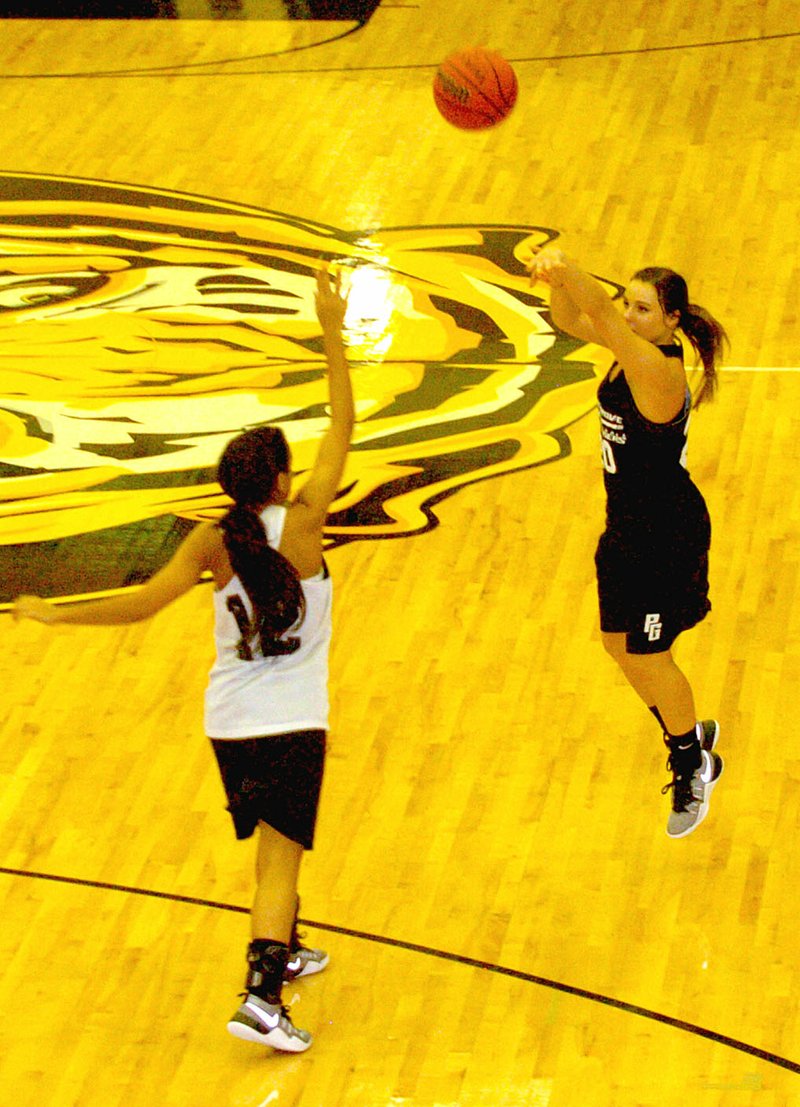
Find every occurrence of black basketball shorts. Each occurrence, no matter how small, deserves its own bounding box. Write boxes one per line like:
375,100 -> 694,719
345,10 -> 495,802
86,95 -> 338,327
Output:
595,530 -> 711,655
209,729 -> 326,848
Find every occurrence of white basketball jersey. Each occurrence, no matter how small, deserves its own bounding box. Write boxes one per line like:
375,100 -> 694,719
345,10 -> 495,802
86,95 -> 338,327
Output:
204,504 -> 332,739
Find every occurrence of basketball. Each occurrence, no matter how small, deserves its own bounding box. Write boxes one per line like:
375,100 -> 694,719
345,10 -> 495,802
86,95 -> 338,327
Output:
433,47 -> 518,130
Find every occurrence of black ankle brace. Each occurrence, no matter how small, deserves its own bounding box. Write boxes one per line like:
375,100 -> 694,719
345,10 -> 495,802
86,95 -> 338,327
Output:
245,940 -> 289,1001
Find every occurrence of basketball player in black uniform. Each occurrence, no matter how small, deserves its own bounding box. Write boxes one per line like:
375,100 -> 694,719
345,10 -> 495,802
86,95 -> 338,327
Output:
528,247 -> 728,837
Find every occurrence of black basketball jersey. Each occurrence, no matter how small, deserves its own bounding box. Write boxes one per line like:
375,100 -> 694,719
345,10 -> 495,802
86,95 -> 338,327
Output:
597,345 -> 706,543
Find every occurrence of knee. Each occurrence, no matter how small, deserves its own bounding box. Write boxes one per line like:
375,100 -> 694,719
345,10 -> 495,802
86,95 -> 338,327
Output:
257,820 -> 303,864
616,650 -> 673,689
602,633 -> 665,682
601,632 -> 627,665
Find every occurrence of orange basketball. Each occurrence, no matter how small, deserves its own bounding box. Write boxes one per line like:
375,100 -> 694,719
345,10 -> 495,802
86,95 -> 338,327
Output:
433,47 -> 518,130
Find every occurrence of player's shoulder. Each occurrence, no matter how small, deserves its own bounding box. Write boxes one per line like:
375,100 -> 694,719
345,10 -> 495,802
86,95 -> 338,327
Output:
181,519 -> 224,564
284,497 -> 325,534
191,519 -> 222,543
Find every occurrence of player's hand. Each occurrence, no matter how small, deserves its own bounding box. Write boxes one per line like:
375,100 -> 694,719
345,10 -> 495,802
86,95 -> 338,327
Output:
527,246 -> 568,288
315,265 -> 348,335
12,595 -> 60,624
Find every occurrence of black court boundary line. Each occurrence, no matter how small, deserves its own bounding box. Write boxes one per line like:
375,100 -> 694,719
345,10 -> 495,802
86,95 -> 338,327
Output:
1,865 -> 798,1076
243,26 -> 800,75
0,26 -> 798,80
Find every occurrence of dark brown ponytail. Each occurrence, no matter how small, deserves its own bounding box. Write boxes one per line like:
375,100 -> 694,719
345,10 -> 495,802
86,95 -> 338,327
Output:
680,303 -> 728,405
217,426 -> 305,658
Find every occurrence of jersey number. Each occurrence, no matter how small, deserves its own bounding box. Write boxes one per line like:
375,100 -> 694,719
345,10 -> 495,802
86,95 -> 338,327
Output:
601,439 -> 617,474
227,595 -> 300,660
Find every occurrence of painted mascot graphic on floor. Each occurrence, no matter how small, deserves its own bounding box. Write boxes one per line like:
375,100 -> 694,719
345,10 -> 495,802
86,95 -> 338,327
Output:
0,172 -> 615,602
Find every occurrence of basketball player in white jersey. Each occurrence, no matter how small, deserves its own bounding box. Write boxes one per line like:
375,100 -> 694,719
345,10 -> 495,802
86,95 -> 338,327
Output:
14,267 -> 354,1050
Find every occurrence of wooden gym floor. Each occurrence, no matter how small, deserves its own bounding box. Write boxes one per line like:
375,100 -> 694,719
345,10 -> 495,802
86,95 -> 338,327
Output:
2,2 -> 800,1104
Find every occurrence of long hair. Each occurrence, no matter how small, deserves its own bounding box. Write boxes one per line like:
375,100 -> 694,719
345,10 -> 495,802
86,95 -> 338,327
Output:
216,425 -> 305,659
633,267 -> 728,406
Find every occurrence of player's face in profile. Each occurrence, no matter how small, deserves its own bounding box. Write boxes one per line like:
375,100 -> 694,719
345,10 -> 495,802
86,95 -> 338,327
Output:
622,280 -> 676,344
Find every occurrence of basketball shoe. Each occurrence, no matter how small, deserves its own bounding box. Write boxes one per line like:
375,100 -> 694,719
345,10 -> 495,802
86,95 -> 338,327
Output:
285,942 -> 329,981
227,994 -> 312,1052
663,743 -> 724,839
698,719 -> 719,753
287,907 -> 329,981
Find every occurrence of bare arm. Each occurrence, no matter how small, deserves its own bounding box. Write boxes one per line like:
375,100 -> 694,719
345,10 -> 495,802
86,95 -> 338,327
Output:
529,248 -> 605,344
524,245 -> 601,344
529,248 -> 684,419
292,267 -> 355,528
13,523 -> 215,626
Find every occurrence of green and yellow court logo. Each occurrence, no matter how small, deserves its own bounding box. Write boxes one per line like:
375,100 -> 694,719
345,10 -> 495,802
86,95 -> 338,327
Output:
0,173 -> 614,602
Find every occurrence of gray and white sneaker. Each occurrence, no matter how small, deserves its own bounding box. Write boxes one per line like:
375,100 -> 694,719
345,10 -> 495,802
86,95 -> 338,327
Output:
665,748 -> 724,839
285,945 -> 329,981
227,994 -> 312,1052
698,719 -> 720,753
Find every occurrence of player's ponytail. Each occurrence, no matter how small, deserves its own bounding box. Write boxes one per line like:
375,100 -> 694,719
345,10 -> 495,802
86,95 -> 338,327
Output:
634,267 -> 729,407
679,303 -> 728,405
217,426 -> 305,658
